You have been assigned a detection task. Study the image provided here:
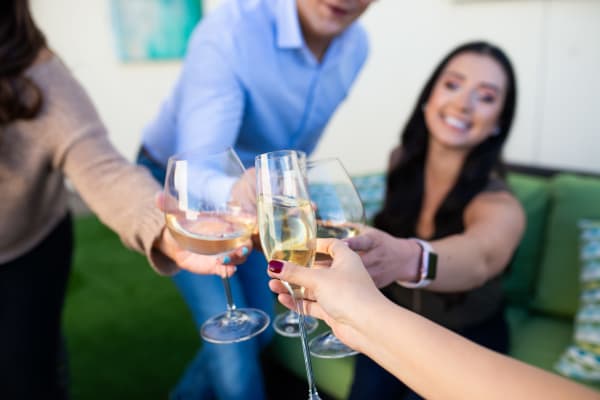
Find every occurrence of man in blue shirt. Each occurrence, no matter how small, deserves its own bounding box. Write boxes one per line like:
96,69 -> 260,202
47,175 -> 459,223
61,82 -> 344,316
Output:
138,0 -> 374,398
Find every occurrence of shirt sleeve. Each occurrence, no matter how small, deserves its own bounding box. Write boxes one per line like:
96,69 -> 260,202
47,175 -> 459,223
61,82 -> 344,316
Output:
48,64 -> 179,276
175,40 -> 245,155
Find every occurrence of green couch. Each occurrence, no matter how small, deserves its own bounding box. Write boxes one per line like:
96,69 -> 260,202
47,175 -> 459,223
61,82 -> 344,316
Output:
266,169 -> 600,398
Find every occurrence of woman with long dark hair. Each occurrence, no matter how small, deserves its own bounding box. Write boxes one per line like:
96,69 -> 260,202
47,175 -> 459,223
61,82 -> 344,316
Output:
0,1 -> 247,398
345,41 -> 526,398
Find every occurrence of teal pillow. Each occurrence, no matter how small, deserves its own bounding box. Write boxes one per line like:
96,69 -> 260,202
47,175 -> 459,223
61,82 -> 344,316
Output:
503,173 -> 551,307
532,174 -> 600,317
556,220 -> 600,380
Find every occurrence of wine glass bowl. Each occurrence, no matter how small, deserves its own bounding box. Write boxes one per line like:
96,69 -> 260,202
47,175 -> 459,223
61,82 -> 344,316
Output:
164,147 -> 270,344
306,157 -> 364,358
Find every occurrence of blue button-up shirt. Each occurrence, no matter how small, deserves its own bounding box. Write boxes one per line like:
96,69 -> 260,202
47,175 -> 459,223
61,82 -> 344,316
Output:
142,0 -> 369,168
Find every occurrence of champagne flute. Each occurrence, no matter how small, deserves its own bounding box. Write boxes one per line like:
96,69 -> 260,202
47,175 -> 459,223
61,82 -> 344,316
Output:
270,151 -> 319,337
307,158 -> 365,358
164,147 -> 270,343
256,150 -> 321,400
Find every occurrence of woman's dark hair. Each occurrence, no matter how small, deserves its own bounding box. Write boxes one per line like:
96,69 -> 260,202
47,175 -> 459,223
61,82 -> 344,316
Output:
0,0 -> 47,125
374,41 -> 518,239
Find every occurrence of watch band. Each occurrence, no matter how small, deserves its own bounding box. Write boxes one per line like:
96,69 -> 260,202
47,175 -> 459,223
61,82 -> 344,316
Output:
397,238 -> 438,289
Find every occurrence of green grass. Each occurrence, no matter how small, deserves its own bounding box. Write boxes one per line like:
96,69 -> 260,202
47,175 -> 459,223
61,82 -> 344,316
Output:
64,216 -> 198,399
63,216 -> 345,399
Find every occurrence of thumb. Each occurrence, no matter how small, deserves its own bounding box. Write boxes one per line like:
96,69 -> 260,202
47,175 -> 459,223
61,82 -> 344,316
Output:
267,259 -> 315,290
344,233 -> 375,252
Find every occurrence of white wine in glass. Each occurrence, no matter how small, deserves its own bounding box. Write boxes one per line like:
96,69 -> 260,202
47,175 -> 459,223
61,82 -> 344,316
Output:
165,212 -> 255,255
266,150 -> 319,337
256,150 -> 321,400
164,147 -> 270,344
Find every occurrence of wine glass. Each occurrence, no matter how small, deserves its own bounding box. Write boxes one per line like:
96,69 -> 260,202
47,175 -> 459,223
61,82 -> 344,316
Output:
270,151 -> 319,338
256,150 -> 321,400
306,157 -> 365,358
163,147 -> 270,344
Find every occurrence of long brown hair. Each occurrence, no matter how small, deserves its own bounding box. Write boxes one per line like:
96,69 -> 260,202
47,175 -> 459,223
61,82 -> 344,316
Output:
0,0 -> 47,125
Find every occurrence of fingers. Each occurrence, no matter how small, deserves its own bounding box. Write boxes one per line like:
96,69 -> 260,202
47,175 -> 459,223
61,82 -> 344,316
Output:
344,233 -> 375,252
268,279 -> 289,295
268,279 -> 316,302
266,259 -> 315,290
277,294 -> 328,321
277,293 -> 296,311
220,241 -> 252,265
315,238 -> 353,259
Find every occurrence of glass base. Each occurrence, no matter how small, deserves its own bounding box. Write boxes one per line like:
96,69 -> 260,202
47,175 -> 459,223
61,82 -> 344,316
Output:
273,311 -> 319,337
200,308 -> 270,344
309,331 -> 358,359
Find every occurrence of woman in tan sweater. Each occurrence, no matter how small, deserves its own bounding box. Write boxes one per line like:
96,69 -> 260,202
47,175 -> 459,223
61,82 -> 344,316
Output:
0,1 -> 248,397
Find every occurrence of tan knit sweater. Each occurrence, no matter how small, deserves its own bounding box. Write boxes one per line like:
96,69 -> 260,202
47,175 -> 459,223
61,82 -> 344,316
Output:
0,55 -> 177,275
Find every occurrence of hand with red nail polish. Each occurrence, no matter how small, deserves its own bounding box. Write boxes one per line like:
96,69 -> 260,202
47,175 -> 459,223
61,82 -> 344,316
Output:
267,238 -> 380,352
265,240 -> 596,400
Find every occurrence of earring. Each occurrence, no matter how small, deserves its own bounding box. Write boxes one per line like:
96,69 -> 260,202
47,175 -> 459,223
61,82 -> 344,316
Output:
491,126 -> 500,136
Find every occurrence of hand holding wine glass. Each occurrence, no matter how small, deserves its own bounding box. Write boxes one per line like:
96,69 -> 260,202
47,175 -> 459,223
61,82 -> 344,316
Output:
267,238 -> 380,355
154,225 -> 248,277
163,147 -> 270,344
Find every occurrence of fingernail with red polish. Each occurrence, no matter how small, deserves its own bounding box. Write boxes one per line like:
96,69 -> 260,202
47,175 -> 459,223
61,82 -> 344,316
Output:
268,260 -> 284,274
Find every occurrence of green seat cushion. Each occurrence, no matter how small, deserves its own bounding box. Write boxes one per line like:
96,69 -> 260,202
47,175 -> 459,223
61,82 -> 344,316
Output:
504,173 -> 551,307
532,174 -> 600,317
509,308 -> 600,392
508,311 -> 573,372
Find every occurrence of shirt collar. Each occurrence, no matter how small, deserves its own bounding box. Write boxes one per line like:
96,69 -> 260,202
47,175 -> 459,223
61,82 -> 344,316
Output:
273,0 -> 303,49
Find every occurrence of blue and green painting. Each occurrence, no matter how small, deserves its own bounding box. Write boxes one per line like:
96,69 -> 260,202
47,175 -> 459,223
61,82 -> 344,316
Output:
111,0 -> 202,61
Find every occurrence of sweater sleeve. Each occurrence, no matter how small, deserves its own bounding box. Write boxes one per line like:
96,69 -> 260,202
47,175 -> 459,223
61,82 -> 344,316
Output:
41,59 -> 178,275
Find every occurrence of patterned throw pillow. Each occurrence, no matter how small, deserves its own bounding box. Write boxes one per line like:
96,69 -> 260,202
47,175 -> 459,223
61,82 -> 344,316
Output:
556,219 -> 600,380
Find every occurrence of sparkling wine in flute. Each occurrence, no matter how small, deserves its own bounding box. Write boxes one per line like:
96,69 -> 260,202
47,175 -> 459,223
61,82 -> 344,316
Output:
165,211 -> 255,256
258,194 -> 316,294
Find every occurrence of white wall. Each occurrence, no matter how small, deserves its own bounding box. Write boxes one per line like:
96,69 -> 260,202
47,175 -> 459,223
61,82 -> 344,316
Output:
31,0 -> 600,174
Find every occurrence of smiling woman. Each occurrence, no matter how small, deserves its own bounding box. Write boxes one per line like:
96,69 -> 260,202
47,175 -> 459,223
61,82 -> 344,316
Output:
423,52 -> 508,150
343,41 -> 525,399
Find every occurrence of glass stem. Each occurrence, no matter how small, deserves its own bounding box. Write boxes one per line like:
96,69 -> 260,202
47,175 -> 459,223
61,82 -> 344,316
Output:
294,296 -> 321,400
221,276 -> 236,316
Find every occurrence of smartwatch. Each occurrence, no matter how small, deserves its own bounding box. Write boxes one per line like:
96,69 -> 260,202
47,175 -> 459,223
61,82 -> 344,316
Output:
397,238 -> 438,289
